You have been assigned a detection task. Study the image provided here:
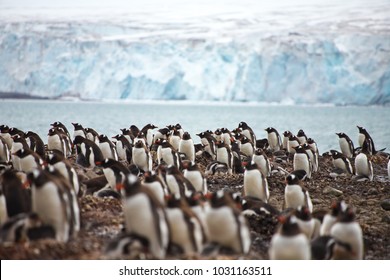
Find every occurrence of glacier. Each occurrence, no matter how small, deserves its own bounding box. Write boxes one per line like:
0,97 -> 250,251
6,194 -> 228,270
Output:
0,0 -> 389,105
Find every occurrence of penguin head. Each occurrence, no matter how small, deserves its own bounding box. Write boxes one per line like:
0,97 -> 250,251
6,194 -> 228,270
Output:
238,121 -> 248,129
294,206 -> 311,221
134,140 -> 145,148
166,193 -> 183,208
277,214 -> 301,236
0,124 -> 10,132
357,125 -> 366,133
46,150 -> 64,164
72,123 -> 84,130
283,130 -> 292,137
182,132 -> 191,140
98,134 -> 109,142
337,206 -> 356,223
286,173 -> 301,185
297,129 -> 306,137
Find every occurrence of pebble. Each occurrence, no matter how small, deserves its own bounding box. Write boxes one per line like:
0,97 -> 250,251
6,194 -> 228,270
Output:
368,188 -> 379,195
311,198 -> 322,204
380,199 -> 390,211
381,215 -> 390,224
323,186 -> 343,197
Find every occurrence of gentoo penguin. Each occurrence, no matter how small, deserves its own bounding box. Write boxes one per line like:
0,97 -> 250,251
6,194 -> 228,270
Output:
268,214 -> 311,260
240,196 -> 280,217
85,127 -> 100,144
132,140 -> 153,173
330,150 -> 354,175
73,136 -> 104,168
10,134 -> 29,171
306,138 -> 319,172
141,123 -> 157,148
238,121 -> 256,144
231,141 -> 245,174
205,161 -> 229,176
46,150 -> 80,195
355,140 -> 374,181
336,132 -> 355,158
28,167 -> 79,242
182,161 -> 207,194
293,206 -> 319,240
12,148 -> 45,173
165,165 -> 195,198
185,192 -> 209,242
243,161 -> 269,203
0,169 -> 31,218
50,121 -> 71,141
287,134 -> 300,154
330,206 -> 364,259
302,143 -> 316,173
153,127 -> 171,143
175,123 -> 184,138
196,131 -> 216,159
357,126 -> 376,154
0,125 -> 13,149
104,232 -> 149,258
71,122 -> 86,140
293,145 -> 312,179
169,129 -> 181,151
221,128 -> 234,147
47,127 -> 72,157
282,131 -> 292,150
296,129 -> 308,144
265,127 -> 282,151
0,182 -> 8,225
142,171 -> 167,206
213,128 -> 222,142
112,134 -> 132,163
156,139 -> 181,168
252,148 -> 271,177
179,132 -> 195,162
284,171 -> 313,213
216,141 -> 234,175
25,131 -> 45,159
134,131 -> 147,146
206,190 -> 251,254
98,134 -> 119,161
311,235 -> 355,260
0,136 -> 10,163
129,125 -> 140,140
240,136 -> 254,157
165,194 -> 204,254
117,174 -> 170,259
95,158 -> 129,193
320,200 -> 348,236
120,128 -> 134,145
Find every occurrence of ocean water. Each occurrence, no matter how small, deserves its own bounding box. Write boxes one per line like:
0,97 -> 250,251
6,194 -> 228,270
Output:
0,99 -> 389,154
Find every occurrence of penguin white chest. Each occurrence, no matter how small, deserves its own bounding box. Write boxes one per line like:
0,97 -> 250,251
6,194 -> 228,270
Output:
339,138 -> 352,158
184,170 -> 205,194
244,169 -> 268,202
269,233 -> 310,260
355,154 -> 373,180
48,135 -> 62,152
165,174 -> 181,196
161,148 -> 175,166
268,133 -> 280,151
20,155 -> 40,173
284,184 -> 305,210
179,139 -> 195,161
293,153 -> 311,177
330,222 -> 363,260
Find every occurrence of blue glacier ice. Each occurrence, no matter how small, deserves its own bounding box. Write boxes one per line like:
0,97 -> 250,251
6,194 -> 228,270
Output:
0,0 -> 389,105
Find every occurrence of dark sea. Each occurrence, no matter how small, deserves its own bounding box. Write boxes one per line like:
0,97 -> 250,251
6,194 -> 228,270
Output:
0,99 -> 389,154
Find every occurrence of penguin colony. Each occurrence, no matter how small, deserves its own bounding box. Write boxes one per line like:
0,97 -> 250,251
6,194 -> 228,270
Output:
0,122 -> 388,260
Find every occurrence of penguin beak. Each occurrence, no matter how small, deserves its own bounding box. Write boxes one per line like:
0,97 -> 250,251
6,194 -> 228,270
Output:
115,183 -> 124,192
277,215 -> 287,224
204,192 -> 213,199
242,161 -> 248,167
95,161 -> 102,166
23,180 -> 31,189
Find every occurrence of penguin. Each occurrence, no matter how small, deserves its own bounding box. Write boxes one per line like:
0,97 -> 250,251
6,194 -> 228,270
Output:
50,121 -> 71,141
330,206 -> 364,259
117,174 -> 170,259
230,141 -> 245,174
165,165 -> 196,198
12,148 -> 45,173
243,161 -> 269,203
156,139 -> 181,168
153,127 -> 171,143
142,171 -> 167,206
238,121 -> 256,143
268,214 -> 311,260
0,125 -> 13,149
336,132 -> 355,158
216,141 -> 233,175
141,123 -> 157,148
134,131 -> 147,146
221,128 -> 234,147
46,150 -> 80,195
252,148 -> 271,177
354,139 -> 374,181
310,235 -> 355,260
213,128 -> 223,142
288,134 -> 300,154
255,138 -> 269,150
85,127 -> 100,144
0,169 -> 31,218
175,123 -> 185,138
0,182 -> 8,225
10,135 -> 30,171
25,131 -> 45,159
47,127 -> 72,157
28,168 -> 78,242
293,145 -> 312,179
168,129 -> 181,151
112,134 -> 132,163
293,206 -> 319,240
205,190 -> 251,254
196,131 -> 216,159
73,136 -> 103,168
302,143 -> 316,173
129,125 -> 140,140
204,161 -> 229,176
95,158 -> 129,194
320,200 -> 348,236
265,127 -> 282,151
98,134 -> 119,161
178,132 -> 195,162
284,171 -> 313,213
240,196 -> 280,217
165,194 -> 204,254
306,138 -> 319,172
120,128 -> 134,145
357,126 -> 376,155
282,131 -> 292,150
296,129 -> 308,144
72,122 -> 86,140
9,127 -> 25,138
239,136 -> 254,157
182,161 -> 207,194
132,140 -> 153,173
0,136 -> 10,163
330,150 -> 354,175
185,192 -> 209,242
104,232 -> 149,259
